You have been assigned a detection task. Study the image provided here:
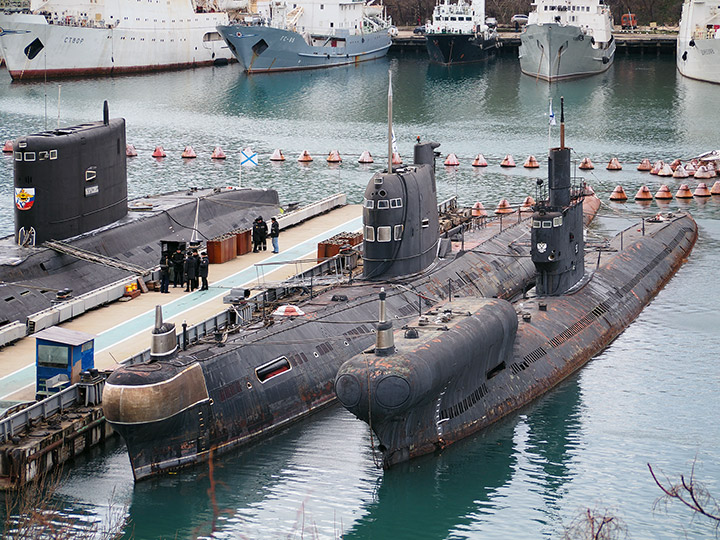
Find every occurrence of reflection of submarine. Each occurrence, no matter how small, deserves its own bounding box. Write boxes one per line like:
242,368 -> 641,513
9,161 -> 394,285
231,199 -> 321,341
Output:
335,101 -> 698,469
103,82 -> 602,480
0,102 -> 279,336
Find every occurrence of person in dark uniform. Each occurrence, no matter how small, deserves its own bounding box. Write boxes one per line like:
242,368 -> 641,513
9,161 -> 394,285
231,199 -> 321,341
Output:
199,251 -> 209,290
258,216 -> 268,251
252,217 -> 264,252
171,247 -> 185,288
184,252 -> 197,292
159,253 -> 170,293
192,250 -> 201,290
270,217 -> 280,253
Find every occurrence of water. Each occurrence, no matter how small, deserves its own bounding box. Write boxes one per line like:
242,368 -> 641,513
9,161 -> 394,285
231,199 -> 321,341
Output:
1,52 -> 719,539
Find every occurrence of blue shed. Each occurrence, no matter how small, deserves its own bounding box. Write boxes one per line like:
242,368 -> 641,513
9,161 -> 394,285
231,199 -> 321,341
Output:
34,327 -> 95,399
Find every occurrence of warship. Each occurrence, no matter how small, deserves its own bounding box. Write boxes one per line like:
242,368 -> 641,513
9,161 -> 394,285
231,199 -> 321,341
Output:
335,101 -> 697,468
103,82 -> 602,481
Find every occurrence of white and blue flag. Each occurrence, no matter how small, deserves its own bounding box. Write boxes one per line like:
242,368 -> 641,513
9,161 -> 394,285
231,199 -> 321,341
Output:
549,100 -> 557,126
240,147 -> 258,167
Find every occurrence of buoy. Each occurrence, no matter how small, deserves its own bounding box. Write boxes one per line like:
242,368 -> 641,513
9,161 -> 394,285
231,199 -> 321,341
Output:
607,157 -> 622,170
579,157 -> 594,170
444,153 -> 460,166
654,185 -> 673,200
694,165 -> 714,179
272,304 -> 305,317
634,185 -> 653,201
327,149 -> 342,163
270,149 -> 285,162
471,154 -> 488,167
609,185 -> 628,201
657,163 -> 673,177
675,184 -> 693,199
125,143 -> 138,157
694,182 -> 711,197
211,146 -> 226,159
669,158 -> 682,171
637,158 -> 652,171
152,146 -> 166,158
358,150 -> 373,164
181,146 -> 197,159
494,198 -> 514,214
392,152 -> 403,165
298,150 -> 313,163
523,155 -> 539,168
2,140 -> 12,153
672,164 -> 688,178
710,181 -> 720,195
649,160 -> 664,175
584,184 -> 595,196
685,162 -> 696,176
471,202 -> 487,217
500,154 -> 516,167
520,196 -> 535,211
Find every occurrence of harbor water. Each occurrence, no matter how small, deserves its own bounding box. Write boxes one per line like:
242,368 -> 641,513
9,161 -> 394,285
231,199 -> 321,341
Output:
0,51 -> 719,539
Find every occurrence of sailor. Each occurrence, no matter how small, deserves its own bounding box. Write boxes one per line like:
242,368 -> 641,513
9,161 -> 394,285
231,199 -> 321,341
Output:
270,217 -> 280,253
258,216 -> 268,251
159,253 -> 170,294
199,251 -> 209,290
252,217 -> 265,252
171,247 -> 184,288
184,252 -> 197,292
192,250 -> 201,291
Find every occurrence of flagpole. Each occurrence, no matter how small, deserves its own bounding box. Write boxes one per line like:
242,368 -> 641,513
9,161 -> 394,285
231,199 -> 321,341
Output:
548,98 -> 552,152
238,160 -> 242,189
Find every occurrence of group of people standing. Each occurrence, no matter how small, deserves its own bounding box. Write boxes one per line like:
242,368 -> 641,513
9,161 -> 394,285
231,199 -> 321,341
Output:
252,216 -> 280,253
159,248 -> 209,293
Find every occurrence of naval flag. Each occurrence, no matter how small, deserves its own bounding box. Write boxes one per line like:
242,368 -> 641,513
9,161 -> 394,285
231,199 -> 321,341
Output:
549,100 -> 557,126
240,147 -> 258,167
391,128 -> 399,154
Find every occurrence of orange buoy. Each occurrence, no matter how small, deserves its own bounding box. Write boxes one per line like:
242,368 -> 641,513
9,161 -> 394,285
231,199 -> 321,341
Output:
126,143 -> 138,157
500,154 -> 515,167
637,158 -> 652,171
584,184 -> 595,196
634,185 -> 653,201
494,198 -> 514,214
657,163 -> 673,177
523,155 -> 539,168
675,184 -> 693,199
607,157 -> 622,170
650,160 -> 664,175
444,153 -> 460,166
520,196 -> 535,211
181,146 -> 197,159
270,149 -> 285,161
685,162 -> 696,176
579,157 -> 594,170
152,145 -> 166,158
672,164 -> 688,178
298,150 -> 313,163
211,146 -> 226,159
710,181 -> 720,195
471,202 -> 488,217
694,165 -> 714,179
471,153 -> 488,167
655,185 -> 673,200
327,149 -> 342,163
358,150 -> 373,164
392,152 -> 403,165
694,182 -> 711,197
2,140 -> 12,153
669,158 -> 682,171
609,185 -> 628,201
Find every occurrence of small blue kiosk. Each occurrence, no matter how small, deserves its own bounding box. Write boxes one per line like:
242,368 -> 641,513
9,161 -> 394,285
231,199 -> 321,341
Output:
34,327 -> 95,399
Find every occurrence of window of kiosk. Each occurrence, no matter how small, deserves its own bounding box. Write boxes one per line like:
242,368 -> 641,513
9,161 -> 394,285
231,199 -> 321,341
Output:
37,344 -> 70,368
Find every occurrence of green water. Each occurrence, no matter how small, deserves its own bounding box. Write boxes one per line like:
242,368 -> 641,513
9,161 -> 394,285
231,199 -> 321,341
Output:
0,52 -> 719,539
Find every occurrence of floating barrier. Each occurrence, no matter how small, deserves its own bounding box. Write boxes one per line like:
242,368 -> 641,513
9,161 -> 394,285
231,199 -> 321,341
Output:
358,150 -> 373,164
211,146 -> 226,160
472,154 -> 488,167
634,185 -> 653,201
327,150 -> 342,163
270,149 -> 285,161
607,157 -> 622,170
494,198 -> 514,214
444,153 -> 460,166
694,182 -> 711,197
579,157 -> 594,170
298,150 -> 313,163
500,154 -> 515,167
675,184 -> 693,199
392,152 -> 402,165
685,162 -> 697,176
711,181 -> 720,195
655,185 -> 673,200
152,146 -> 166,158
609,185 -> 628,201
181,146 -> 197,159
2,140 -> 12,153
637,158 -> 652,171
126,143 -> 138,157
520,196 -> 535,211
669,158 -> 682,171
523,155 -> 539,168
694,165 -> 714,179
650,160 -> 663,175
471,201 -> 487,217
657,163 -> 673,177
672,164 -> 688,178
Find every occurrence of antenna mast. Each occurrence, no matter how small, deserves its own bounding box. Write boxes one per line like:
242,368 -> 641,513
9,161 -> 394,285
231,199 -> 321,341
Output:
387,70 -> 393,173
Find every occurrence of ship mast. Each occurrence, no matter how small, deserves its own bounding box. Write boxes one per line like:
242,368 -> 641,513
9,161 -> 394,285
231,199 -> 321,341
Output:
387,70 -> 393,173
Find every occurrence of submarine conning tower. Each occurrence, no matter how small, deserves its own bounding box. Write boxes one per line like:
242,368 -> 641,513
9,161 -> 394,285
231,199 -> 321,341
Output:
14,100 -> 127,246
531,145 -> 585,296
362,141 -> 441,280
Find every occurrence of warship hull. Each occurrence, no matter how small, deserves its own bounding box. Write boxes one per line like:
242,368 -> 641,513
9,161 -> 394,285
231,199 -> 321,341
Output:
425,33 -> 498,65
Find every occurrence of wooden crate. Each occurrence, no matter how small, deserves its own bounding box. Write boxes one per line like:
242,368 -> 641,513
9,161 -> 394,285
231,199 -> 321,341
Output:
207,235 -> 237,264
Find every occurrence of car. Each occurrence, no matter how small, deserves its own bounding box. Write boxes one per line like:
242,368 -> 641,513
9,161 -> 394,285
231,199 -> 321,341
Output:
511,14 -> 529,25
413,26 -> 426,35
485,17 -> 497,28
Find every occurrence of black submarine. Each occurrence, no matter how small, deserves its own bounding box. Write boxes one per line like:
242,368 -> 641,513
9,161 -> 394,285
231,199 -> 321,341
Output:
0,102 -> 280,339
334,101 -> 698,468
103,82 -> 602,480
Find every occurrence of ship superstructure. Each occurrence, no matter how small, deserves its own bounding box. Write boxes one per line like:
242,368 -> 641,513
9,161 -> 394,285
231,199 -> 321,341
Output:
677,0 -> 720,84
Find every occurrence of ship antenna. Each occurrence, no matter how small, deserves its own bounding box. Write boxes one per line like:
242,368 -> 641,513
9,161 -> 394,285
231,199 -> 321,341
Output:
387,70 -> 393,174
103,100 -> 109,126
560,96 -> 565,149
375,287 -> 395,356
190,198 -> 201,246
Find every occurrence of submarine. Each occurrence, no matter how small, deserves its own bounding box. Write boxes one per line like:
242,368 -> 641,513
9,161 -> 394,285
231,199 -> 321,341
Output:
103,81 -> 602,480
334,101 -> 698,468
0,102 -> 280,339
